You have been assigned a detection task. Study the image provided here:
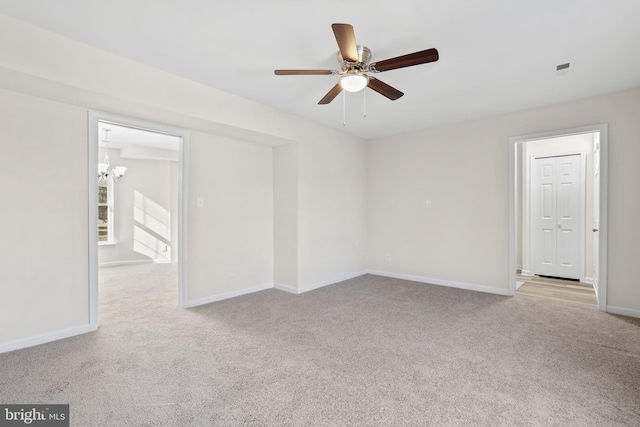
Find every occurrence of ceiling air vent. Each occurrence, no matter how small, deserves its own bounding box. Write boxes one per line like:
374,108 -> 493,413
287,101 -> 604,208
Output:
555,60 -> 575,76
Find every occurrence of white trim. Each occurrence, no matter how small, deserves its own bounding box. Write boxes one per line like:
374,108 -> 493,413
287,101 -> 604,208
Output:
274,271 -> 368,295
520,270 -> 533,277
606,305 -> 640,319
509,124 -> 608,310
591,277 -> 599,297
184,270 -> 369,305
0,324 -> 96,355
367,270 -> 512,296
573,150 -> 587,282
182,283 -> 274,308
88,111 -> 190,328
178,133 -> 190,308
596,126 -> 608,312
273,283 -> 300,294
98,259 -> 173,268
298,271 -> 367,293
583,277 -> 594,285
88,113 -> 99,330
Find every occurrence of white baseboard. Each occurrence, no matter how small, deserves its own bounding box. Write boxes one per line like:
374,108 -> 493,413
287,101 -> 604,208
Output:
184,271 -> 368,307
299,271 -> 368,294
606,305 -> 640,319
520,270 -> 533,277
0,323 -> 96,355
99,259 -> 172,268
183,282 -> 274,308
583,277 -> 593,285
367,270 -> 512,296
273,283 -> 299,294
273,271 -> 368,295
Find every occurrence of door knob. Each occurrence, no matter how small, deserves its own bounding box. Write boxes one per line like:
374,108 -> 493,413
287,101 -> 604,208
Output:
592,228 -> 598,232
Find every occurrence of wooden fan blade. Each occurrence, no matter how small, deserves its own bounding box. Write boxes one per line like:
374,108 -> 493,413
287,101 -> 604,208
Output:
367,78 -> 404,100
274,69 -> 335,75
332,23 -> 358,62
371,48 -> 439,72
318,83 -> 343,104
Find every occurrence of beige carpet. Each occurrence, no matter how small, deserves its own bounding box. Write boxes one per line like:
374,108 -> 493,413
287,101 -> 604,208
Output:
1,263 -> 639,426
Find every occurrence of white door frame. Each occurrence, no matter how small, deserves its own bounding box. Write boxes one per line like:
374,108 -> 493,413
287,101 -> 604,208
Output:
509,124 -> 608,311
88,111 -> 190,329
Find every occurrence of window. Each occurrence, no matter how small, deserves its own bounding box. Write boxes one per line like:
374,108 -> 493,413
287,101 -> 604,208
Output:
98,178 -> 115,244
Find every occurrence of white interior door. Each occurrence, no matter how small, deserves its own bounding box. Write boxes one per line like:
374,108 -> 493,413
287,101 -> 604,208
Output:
532,154 -> 583,279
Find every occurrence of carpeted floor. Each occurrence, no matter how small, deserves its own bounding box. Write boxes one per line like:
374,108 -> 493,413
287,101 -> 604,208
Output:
1,263 -> 639,426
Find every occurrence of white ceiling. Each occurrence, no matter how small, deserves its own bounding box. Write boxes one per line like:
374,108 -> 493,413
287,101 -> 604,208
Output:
1,0 -> 639,140
98,122 -> 180,151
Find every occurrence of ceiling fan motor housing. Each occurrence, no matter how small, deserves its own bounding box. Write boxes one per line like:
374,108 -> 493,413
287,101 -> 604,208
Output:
338,45 -> 371,71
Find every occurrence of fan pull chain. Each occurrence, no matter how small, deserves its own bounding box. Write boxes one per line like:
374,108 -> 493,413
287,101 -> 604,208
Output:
343,91 -> 346,126
363,88 -> 367,118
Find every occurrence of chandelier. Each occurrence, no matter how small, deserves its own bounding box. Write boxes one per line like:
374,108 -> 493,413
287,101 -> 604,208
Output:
98,129 -> 127,183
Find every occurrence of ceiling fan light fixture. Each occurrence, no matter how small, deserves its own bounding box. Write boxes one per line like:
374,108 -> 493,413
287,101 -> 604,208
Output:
340,72 -> 369,92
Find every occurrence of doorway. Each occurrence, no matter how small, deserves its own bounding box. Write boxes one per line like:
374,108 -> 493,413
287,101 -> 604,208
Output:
509,124 -> 608,311
88,112 -> 190,329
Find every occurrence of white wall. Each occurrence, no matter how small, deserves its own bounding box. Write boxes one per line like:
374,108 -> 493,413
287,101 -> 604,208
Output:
368,121 -> 508,290
519,134 -> 594,281
98,148 -> 177,266
273,133 -> 369,292
0,14 -> 369,351
187,133 -> 274,300
1,13 -> 638,353
0,14 -> 324,145
368,87 -> 640,311
273,143 -> 299,288
298,135 -> 368,289
0,89 -> 89,343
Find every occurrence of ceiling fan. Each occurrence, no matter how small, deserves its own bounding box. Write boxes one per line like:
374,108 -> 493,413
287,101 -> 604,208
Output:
274,23 -> 439,104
